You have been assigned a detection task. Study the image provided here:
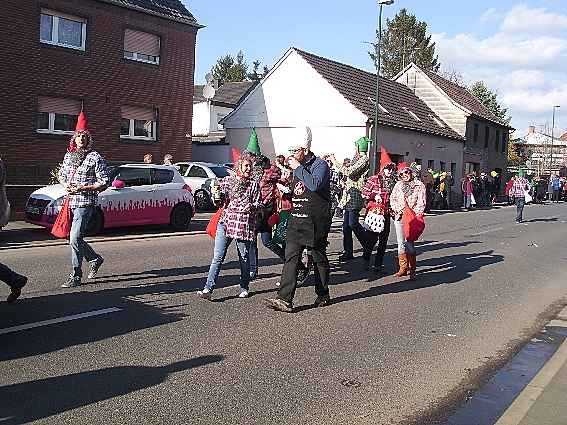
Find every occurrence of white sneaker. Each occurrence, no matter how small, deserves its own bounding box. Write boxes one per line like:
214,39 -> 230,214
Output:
197,288 -> 212,300
238,290 -> 249,298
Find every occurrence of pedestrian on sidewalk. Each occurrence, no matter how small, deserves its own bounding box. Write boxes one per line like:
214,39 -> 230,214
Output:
1,156 -> 28,302
265,127 -> 332,313
198,155 -> 261,300
390,163 -> 426,279
551,175 -> 561,203
331,137 -> 370,262
57,112 -> 110,288
361,147 -> 397,273
509,170 -> 530,223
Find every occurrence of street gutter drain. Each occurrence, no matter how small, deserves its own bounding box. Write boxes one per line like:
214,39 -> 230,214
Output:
340,379 -> 362,388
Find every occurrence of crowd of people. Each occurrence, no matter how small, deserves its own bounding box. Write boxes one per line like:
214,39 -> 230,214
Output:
1,115 -> 565,310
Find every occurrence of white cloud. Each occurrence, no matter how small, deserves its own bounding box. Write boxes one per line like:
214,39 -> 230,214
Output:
431,4 -> 567,134
501,4 -> 567,34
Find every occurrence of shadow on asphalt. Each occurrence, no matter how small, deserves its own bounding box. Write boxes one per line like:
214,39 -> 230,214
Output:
0,355 -> 224,425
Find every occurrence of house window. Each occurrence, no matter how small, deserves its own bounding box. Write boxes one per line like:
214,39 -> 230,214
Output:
484,126 -> 490,148
473,123 -> 479,144
124,29 -> 160,65
495,130 -> 500,151
440,161 -> 446,171
450,162 -> 456,176
501,132 -> 507,154
427,160 -> 435,170
121,105 -> 157,141
40,10 -> 86,50
37,96 -> 81,135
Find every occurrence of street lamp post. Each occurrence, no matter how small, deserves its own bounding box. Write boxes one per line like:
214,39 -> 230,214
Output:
370,0 -> 394,176
550,105 -> 560,173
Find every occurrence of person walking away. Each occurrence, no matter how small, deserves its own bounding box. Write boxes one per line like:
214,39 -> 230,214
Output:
361,147 -> 397,273
331,137 -> 370,261
461,174 -> 473,210
265,127 -> 331,313
509,170 -> 529,223
551,175 -> 561,202
58,112 -> 110,288
390,163 -> 426,279
198,155 -> 261,300
1,156 -> 28,302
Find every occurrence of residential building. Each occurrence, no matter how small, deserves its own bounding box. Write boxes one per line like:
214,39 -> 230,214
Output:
222,47 -> 465,195
514,126 -> 567,174
395,64 -> 511,177
1,0 -> 201,215
191,81 -> 254,163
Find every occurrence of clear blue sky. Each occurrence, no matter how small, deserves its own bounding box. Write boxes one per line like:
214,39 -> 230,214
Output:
184,1 -> 567,135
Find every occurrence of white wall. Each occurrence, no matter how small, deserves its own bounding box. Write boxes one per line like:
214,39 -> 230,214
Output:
211,105 -> 233,131
192,102 -> 210,136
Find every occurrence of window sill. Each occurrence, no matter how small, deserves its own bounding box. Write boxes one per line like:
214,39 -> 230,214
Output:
37,129 -> 74,136
124,56 -> 160,66
120,137 -> 158,145
40,39 -> 85,51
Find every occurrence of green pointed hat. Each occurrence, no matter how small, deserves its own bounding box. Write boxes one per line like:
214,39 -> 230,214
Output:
355,137 -> 370,153
246,128 -> 261,155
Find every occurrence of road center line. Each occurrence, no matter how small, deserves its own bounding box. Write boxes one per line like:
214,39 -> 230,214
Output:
0,307 -> 122,335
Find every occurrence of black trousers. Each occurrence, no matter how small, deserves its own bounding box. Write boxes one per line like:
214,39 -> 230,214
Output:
363,214 -> 391,267
278,239 -> 330,304
0,262 -> 26,289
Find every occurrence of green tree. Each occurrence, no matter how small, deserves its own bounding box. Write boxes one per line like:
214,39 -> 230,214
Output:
211,50 -> 248,84
508,139 -> 528,166
469,81 -> 511,124
369,8 -> 440,78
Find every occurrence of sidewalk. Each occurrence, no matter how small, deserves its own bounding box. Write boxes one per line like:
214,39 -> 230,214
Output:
495,308 -> 567,425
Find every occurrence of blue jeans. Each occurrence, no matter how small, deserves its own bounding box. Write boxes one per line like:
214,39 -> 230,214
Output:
249,231 -> 285,276
205,223 -> 251,292
515,197 -> 525,222
70,206 -> 99,277
394,219 -> 415,255
342,209 -> 367,255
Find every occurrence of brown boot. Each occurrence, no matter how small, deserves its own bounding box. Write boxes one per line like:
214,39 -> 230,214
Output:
394,253 -> 409,277
407,253 -> 416,279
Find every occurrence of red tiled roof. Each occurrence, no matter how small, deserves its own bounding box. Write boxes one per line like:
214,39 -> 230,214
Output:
99,0 -> 199,25
424,70 -> 508,126
294,49 -> 463,141
193,81 -> 255,106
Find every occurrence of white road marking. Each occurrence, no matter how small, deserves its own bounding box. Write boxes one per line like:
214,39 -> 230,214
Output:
0,307 -> 122,335
470,227 -> 503,236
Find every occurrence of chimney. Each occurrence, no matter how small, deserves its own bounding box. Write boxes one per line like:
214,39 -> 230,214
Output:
528,125 -> 536,134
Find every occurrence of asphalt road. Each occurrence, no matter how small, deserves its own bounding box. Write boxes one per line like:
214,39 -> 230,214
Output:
1,204 -> 567,424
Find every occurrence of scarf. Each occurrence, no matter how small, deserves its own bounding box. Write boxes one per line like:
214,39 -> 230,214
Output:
68,148 -> 90,168
401,179 -> 417,199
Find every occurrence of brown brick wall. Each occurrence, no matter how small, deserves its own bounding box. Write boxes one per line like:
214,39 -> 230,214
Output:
0,0 -> 197,190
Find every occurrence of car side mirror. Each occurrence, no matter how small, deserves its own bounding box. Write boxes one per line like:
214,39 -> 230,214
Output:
112,179 -> 125,189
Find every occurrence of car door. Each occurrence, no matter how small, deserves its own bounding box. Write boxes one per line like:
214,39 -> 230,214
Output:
184,165 -> 209,191
100,167 -> 154,227
149,167 -> 178,224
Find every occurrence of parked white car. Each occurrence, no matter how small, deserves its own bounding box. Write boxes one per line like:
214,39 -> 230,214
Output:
175,162 -> 234,210
25,164 -> 195,235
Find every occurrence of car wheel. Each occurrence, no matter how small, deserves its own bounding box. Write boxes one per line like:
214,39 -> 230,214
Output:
170,203 -> 192,231
194,190 -> 213,211
86,208 -> 104,236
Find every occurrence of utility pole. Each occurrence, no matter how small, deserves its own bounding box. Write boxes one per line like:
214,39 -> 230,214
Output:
550,106 -> 560,173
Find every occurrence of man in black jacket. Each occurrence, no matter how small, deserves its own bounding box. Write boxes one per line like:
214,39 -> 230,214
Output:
265,127 -> 331,313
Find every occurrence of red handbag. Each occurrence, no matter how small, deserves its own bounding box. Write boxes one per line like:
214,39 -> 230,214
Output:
206,207 -> 224,239
51,197 -> 72,239
402,203 -> 425,242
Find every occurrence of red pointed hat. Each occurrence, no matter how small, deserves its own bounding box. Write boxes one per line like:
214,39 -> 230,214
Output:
75,111 -> 88,132
379,146 -> 393,171
231,147 -> 241,164
397,162 -> 410,173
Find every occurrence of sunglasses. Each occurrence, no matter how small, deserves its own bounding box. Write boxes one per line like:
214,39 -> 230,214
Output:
400,170 -> 412,175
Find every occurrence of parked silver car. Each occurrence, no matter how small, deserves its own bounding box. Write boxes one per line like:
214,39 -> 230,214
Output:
175,162 -> 234,210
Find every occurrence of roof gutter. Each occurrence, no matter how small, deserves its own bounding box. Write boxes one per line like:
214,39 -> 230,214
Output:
367,118 -> 465,142
95,0 -> 205,29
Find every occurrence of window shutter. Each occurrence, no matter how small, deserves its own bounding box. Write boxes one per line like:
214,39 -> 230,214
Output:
38,97 -> 81,115
41,9 -> 86,23
124,29 -> 160,56
121,105 -> 155,121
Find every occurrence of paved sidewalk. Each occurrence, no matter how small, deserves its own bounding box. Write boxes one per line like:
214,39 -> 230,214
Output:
495,309 -> 567,425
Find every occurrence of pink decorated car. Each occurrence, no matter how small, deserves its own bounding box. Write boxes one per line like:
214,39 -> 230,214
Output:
25,164 -> 195,235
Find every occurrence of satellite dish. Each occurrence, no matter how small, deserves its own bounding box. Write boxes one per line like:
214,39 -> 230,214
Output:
205,73 -> 214,84
203,84 -> 216,100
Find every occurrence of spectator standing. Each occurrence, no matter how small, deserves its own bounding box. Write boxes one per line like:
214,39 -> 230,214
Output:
551,175 -> 561,202
509,170 -> 530,223
57,112 -> 110,287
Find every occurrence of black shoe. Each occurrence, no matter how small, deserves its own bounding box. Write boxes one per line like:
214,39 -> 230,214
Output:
265,297 -> 293,313
314,295 -> 331,308
62,275 -> 81,288
6,276 -> 26,303
87,257 -> 104,279
338,253 -> 354,262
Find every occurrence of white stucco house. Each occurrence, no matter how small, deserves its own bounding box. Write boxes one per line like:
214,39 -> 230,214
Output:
514,126 -> 567,174
221,48 -> 465,183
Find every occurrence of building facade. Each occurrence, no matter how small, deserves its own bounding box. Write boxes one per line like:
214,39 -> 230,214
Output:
0,0 -> 201,214
515,126 -> 567,175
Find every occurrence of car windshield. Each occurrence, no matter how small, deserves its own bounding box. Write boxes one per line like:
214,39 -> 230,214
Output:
210,167 -> 230,178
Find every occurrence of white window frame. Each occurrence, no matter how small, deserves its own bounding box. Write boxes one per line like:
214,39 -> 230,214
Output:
120,118 -> 157,142
36,112 -> 76,135
40,11 -> 87,51
124,51 -> 160,65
